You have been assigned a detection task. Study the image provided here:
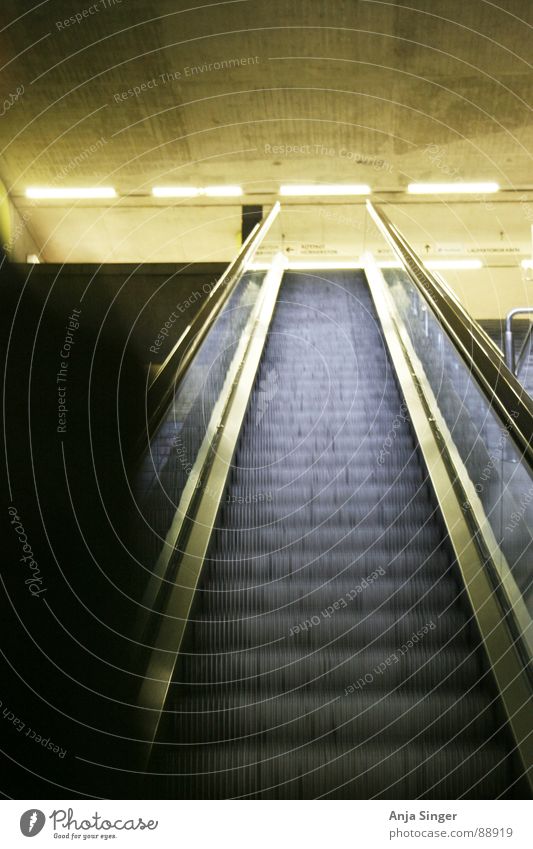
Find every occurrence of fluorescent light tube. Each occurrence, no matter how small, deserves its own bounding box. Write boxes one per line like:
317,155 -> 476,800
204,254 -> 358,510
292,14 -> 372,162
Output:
424,259 -> 483,270
153,185 -> 243,197
248,259 -> 363,271
26,187 -> 117,199
280,184 -> 371,196
287,260 -> 363,270
203,185 -> 243,197
152,186 -> 201,197
407,182 -> 499,194
246,262 -> 274,272
375,259 -> 481,270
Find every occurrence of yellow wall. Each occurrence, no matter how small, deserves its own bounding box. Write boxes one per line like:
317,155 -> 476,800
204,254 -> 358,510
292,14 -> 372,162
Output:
0,179 -> 11,254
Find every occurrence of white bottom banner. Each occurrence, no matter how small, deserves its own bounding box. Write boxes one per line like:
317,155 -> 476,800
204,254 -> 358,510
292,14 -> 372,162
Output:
1,800 -> 531,848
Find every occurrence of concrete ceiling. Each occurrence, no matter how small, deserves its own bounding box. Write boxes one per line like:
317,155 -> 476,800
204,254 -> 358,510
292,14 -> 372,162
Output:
0,0 -> 532,267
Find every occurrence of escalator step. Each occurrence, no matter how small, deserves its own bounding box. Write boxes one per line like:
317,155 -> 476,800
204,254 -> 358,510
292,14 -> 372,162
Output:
151,271 -> 520,799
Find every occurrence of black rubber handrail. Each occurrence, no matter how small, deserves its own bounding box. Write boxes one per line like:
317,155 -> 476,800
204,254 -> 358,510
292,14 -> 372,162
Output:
142,202 -> 280,448
431,267 -> 504,363
367,200 -> 533,471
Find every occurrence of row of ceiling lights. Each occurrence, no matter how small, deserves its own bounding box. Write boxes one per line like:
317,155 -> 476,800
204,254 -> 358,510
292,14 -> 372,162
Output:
26,252 -> 533,269
22,181 -> 532,270
24,182 -> 503,200
249,259 -> 533,270
248,259 -> 487,271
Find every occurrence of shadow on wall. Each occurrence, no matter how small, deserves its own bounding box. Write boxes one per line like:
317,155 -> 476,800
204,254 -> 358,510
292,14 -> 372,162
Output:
0,250 -> 150,797
10,262 -> 227,366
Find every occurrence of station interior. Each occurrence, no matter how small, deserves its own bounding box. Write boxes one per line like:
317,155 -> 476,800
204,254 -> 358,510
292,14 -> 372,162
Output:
0,0 -> 532,800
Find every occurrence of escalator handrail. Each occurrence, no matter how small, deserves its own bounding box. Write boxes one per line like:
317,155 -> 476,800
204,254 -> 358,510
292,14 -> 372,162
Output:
367,200 -> 533,471
144,201 -> 280,443
431,268 -> 504,362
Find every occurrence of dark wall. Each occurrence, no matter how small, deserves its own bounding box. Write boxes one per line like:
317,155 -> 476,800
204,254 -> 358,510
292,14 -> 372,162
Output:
12,262 -> 227,365
0,259 -> 226,797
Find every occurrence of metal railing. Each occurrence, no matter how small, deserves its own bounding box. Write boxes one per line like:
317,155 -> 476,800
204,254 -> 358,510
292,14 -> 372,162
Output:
431,268 -> 504,363
137,252 -> 288,753
142,201 -> 280,448
367,200 -> 533,470
505,307 -> 533,375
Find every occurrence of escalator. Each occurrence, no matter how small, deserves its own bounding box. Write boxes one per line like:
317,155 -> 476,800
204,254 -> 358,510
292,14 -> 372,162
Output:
138,205 -> 533,800
480,318 -> 533,402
